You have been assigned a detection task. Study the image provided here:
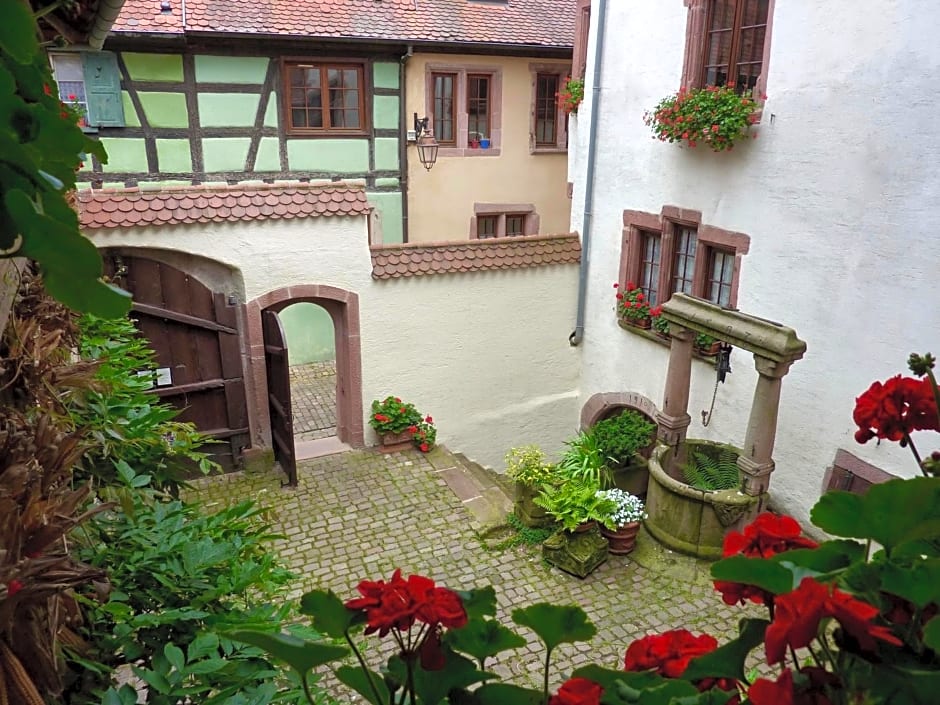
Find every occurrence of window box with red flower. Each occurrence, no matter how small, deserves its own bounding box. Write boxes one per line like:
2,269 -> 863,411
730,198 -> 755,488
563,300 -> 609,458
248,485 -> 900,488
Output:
556,76 -> 584,114
369,396 -> 437,453
614,282 -> 652,329
651,306 -> 670,340
644,83 -> 760,152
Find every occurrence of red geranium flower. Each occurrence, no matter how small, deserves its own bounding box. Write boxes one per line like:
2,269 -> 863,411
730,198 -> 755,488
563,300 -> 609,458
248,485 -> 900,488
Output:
626,281 -> 636,290
748,669 -> 794,705
722,513 -> 819,559
425,415 -> 433,423
420,442 -> 430,452
548,678 -> 603,705
613,282 -> 619,288
624,629 -> 718,679
408,425 -> 418,433
765,578 -> 829,664
826,587 -> 902,653
853,375 -> 939,444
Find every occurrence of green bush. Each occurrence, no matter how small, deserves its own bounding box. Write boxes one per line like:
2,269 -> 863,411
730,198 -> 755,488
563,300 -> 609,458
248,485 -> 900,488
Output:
67,314 -> 218,494
504,445 -> 555,487
557,431 -> 613,488
590,411 -> 657,467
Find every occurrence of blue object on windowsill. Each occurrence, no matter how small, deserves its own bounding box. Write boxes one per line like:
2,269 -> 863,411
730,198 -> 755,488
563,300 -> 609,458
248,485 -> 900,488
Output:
479,138 -> 491,149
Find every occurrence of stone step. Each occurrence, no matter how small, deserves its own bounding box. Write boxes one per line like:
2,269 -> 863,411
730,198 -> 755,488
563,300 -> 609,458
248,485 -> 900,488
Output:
452,451 -> 515,500
429,448 -> 513,530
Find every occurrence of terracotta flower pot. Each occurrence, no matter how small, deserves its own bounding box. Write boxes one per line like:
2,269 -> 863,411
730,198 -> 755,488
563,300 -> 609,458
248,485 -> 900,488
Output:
600,521 -> 641,554
624,316 -> 652,330
696,341 -> 721,356
379,429 -> 413,453
572,520 -> 598,534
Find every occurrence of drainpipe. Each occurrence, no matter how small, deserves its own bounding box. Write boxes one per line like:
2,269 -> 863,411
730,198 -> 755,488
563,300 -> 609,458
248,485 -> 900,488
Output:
398,45 -> 413,243
87,0 -> 126,49
569,0 -> 608,346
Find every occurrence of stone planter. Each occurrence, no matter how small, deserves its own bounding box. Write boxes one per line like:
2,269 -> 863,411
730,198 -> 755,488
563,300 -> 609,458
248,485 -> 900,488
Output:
644,442 -> 765,559
379,429 -> 413,453
542,524 -> 608,578
600,521 -> 641,554
513,483 -> 554,528
611,458 -> 650,498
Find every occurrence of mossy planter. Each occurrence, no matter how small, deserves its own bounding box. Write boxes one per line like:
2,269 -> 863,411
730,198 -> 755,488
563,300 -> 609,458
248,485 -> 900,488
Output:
513,483 -> 554,528
645,442 -> 765,559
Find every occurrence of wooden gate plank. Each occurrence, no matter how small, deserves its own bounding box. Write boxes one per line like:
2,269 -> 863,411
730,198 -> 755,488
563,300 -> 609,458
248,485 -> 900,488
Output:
262,309 -> 297,486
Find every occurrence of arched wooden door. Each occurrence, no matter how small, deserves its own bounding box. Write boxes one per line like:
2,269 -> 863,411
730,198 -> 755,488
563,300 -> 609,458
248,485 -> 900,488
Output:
262,309 -> 297,485
103,253 -> 249,470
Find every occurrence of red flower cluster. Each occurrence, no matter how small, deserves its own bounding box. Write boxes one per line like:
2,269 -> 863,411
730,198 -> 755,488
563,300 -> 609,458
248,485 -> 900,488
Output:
765,578 -> 901,665
644,84 -> 758,152
614,281 -> 652,321
548,678 -> 603,705
374,413 -> 391,423
345,569 -> 467,637
624,629 -> 718,679
714,513 -> 818,606
853,375 -> 939,444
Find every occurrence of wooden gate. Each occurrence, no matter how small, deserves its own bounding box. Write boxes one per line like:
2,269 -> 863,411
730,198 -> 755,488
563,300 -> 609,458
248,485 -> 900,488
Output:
262,310 -> 297,485
104,254 -> 249,470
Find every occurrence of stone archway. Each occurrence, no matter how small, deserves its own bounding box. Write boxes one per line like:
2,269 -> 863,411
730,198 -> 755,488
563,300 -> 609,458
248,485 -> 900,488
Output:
246,285 -> 364,450
580,391 -> 659,431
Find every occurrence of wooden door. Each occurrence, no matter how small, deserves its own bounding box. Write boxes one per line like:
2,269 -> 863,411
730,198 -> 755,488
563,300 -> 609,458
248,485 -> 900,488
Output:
262,310 -> 297,486
104,254 -> 249,471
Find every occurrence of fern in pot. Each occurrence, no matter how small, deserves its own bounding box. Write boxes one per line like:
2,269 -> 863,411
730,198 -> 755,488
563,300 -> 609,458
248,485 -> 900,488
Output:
534,480 -> 616,533
681,446 -> 741,492
596,488 -> 647,554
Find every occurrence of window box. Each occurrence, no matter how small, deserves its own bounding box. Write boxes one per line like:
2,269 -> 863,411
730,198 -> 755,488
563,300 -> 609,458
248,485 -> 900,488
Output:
617,318 -> 719,366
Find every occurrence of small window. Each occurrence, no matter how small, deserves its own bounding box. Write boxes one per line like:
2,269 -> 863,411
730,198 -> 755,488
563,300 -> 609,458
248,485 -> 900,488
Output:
467,74 -> 490,143
285,62 -> 365,134
672,226 -> 698,295
477,215 -> 498,239
639,231 -> 661,306
534,74 -> 559,146
50,54 -> 88,123
432,73 -> 457,144
505,214 -> 526,237
702,0 -> 769,90
49,52 -> 124,128
707,248 -> 735,306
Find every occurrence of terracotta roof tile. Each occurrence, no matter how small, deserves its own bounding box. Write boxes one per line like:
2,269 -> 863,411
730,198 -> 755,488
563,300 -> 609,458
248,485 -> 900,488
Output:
78,183 -> 371,229
113,0 -> 576,48
370,233 -> 580,279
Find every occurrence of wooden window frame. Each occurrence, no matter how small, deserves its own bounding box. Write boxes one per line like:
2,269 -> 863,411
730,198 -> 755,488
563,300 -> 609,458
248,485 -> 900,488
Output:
282,59 -> 369,137
469,203 -> 540,239
466,73 -> 492,146
681,0 -> 774,101
424,64 -> 502,157
477,215 -> 498,239
620,206 -> 750,310
529,63 -> 570,153
431,72 -> 458,145
572,0 -> 592,80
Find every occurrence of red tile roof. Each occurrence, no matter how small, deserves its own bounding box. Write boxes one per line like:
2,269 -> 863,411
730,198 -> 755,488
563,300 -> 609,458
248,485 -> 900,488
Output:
112,0 -> 576,48
78,183 -> 372,229
370,233 -> 581,279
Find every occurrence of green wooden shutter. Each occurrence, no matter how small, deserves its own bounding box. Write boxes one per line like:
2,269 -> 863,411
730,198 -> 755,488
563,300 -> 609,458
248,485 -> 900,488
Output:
82,52 -> 124,127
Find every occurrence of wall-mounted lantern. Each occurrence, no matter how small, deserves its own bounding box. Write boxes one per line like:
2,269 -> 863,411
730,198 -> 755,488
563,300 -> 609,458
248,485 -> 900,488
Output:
413,113 -> 439,172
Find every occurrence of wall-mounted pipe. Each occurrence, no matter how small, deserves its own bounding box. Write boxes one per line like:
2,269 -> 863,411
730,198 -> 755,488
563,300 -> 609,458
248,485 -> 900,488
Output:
88,0 -> 126,49
569,0 -> 608,347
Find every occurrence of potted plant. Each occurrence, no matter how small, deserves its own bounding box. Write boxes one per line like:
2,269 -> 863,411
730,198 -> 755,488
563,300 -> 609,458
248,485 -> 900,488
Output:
651,306 -> 670,340
505,445 -> 556,527
534,480 -> 616,533
694,332 -> 721,356
369,396 -> 436,452
643,83 -> 760,152
596,488 -> 647,554
614,282 -> 652,329
556,76 -> 584,114
468,131 -> 483,149
591,410 -> 657,467
557,429 -> 613,488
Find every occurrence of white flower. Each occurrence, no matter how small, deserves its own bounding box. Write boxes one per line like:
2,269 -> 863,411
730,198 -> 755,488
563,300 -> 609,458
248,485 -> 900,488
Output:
596,488 -> 647,526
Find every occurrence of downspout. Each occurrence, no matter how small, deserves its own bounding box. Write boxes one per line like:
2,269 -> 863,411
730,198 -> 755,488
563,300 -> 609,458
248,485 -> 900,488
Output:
569,0 -> 608,346
398,45 -> 413,243
87,0 -> 127,50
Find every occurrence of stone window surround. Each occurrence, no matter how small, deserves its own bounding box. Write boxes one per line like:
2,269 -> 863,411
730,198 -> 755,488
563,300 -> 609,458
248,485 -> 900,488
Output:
619,205 -> 750,309
529,62 -> 571,154
572,0 -> 592,81
469,203 -> 540,239
281,57 -> 371,137
424,63 -> 503,157
681,0 -> 775,106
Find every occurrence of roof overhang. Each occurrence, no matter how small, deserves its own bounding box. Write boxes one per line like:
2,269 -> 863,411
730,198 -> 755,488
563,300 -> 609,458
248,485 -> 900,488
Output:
34,0 -> 128,50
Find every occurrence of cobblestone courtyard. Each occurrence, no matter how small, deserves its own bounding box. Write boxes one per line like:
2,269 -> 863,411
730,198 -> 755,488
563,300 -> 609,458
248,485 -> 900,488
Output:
290,361 -> 336,441
191,447 -> 754,697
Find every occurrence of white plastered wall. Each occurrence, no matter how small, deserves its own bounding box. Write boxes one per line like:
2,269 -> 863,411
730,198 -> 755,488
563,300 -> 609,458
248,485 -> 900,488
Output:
88,217 -> 581,471
570,0 -> 940,527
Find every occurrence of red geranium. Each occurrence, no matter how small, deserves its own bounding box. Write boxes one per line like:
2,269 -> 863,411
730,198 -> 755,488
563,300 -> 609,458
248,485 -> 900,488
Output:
826,587 -> 902,653
624,629 -> 718,679
749,669 -> 795,705
853,375 -> 939,443
548,678 -> 603,705
765,578 -> 829,664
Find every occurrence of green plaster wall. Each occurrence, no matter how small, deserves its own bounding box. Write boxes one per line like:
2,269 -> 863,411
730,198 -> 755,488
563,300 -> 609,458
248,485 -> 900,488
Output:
375,177 -> 400,188
195,55 -> 269,84
373,62 -> 399,89
255,137 -> 281,171
286,139 -> 369,173
368,192 -> 403,244
263,94 -> 279,127
373,95 -> 399,130
121,91 -> 141,127
203,138 -> 251,172
281,302 -> 336,365
155,139 -> 192,172
198,93 -> 260,127
99,138 -> 147,173
138,92 -> 189,128
374,138 -> 399,171
123,53 -> 183,82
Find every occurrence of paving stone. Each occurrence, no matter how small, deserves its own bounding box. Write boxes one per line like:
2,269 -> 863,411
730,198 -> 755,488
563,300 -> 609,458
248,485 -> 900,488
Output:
290,361 -> 337,441
186,446 -> 761,701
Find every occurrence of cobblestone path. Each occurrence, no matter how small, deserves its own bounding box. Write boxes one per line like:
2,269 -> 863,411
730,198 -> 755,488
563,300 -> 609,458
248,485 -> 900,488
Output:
289,361 -> 336,441
189,447 -> 757,698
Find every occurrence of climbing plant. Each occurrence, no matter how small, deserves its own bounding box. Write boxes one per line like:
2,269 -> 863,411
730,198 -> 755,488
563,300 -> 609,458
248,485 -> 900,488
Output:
0,2 -> 130,317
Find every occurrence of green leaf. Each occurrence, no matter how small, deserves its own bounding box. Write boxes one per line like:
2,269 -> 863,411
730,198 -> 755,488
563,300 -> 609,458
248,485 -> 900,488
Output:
511,603 -> 596,652
164,643 -> 185,671
446,617 -> 527,666
710,555 -> 793,595
474,683 -> 544,705
811,478 -> 940,553
682,618 -> 768,683
923,616 -> 940,653
635,679 -> 701,705
44,272 -> 132,318
187,633 -> 220,662
225,630 -> 347,678
775,539 -> 865,573
572,665 -> 666,703
879,558 -> 940,608
411,648 -> 493,705
0,1 -> 38,63
334,665 -> 390,705
298,589 -> 359,638
457,586 -> 498,620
